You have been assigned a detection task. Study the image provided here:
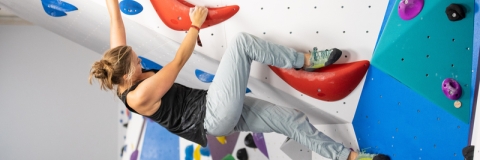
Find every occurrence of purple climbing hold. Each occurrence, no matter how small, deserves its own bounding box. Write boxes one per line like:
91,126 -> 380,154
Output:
442,78 -> 462,100
252,133 -> 269,158
130,150 -> 139,160
398,0 -> 424,20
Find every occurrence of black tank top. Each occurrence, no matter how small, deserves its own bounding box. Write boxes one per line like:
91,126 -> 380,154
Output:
119,69 -> 208,147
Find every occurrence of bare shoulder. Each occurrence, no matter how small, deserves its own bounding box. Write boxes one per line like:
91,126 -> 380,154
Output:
126,72 -> 161,116
126,86 -> 161,116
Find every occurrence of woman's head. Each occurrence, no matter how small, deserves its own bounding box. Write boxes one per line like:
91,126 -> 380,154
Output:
89,45 -> 142,92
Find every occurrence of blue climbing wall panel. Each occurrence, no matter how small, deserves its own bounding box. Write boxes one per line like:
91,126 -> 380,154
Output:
140,118 -> 180,160
353,66 -> 469,160
137,57 -> 179,160
371,0 -> 475,123
353,0 -> 480,159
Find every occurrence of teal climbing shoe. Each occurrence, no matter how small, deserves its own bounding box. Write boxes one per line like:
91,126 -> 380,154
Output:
355,152 -> 390,160
304,47 -> 342,72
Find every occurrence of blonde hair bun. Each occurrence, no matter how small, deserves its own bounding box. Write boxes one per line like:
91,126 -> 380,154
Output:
92,60 -> 113,79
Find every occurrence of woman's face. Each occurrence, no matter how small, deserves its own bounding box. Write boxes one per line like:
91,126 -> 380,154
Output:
130,50 -> 143,80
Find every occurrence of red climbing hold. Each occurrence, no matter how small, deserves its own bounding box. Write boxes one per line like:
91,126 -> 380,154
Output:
269,60 -> 370,101
150,0 -> 240,31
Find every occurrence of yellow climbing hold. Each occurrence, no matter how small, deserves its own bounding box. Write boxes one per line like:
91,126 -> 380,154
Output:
194,145 -> 201,160
216,136 -> 227,144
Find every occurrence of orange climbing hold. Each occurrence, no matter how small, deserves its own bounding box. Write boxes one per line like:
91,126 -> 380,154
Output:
150,0 -> 240,31
269,60 -> 370,101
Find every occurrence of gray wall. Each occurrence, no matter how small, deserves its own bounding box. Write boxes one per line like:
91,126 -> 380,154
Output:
0,25 -> 118,160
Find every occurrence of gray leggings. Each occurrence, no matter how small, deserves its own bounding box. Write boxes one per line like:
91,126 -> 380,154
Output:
203,32 -> 350,160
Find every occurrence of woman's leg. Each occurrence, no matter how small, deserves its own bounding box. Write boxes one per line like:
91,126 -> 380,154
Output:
233,96 -> 351,160
204,32 -> 305,136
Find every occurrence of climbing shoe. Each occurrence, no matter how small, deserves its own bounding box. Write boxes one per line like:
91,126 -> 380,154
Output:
356,152 -> 391,160
304,47 -> 342,72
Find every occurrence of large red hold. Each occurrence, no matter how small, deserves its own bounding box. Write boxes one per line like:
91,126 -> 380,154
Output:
151,0 -> 240,31
269,60 -> 370,101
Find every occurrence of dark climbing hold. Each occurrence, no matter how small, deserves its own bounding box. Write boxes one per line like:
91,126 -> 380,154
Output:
462,145 -> 474,160
236,148 -> 248,160
445,4 -> 466,21
244,133 -> 257,148
373,154 -> 391,160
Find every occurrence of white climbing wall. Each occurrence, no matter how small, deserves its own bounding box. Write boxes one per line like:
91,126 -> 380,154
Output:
473,85 -> 480,160
92,0 -> 389,123
107,1 -> 389,158
0,0 -> 389,159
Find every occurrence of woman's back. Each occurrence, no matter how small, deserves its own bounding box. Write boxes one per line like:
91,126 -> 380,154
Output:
119,69 -> 209,146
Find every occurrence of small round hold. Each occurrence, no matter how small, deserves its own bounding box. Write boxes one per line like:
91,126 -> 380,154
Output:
454,100 -> 462,108
317,89 -> 321,92
236,148 -> 248,160
445,3 -> 466,21
442,78 -> 462,100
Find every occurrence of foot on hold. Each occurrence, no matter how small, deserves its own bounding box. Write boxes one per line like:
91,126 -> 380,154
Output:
304,47 -> 342,72
356,152 -> 390,160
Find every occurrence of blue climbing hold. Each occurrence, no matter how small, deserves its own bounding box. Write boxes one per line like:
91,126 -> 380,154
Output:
246,88 -> 252,94
195,69 -> 215,83
119,0 -> 143,15
200,145 -> 211,156
195,69 -> 252,93
41,0 -> 77,17
139,56 -> 163,71
185,144 -> 194,160
475,1 -> 478,14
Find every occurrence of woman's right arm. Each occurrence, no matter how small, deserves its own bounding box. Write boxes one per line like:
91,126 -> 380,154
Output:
129,6 -> 208,113
106,0 -> 126,48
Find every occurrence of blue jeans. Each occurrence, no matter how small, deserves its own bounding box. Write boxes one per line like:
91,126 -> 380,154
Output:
203,32 -> 351,160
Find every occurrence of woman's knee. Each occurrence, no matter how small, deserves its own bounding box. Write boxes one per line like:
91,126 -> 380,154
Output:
290,109 -> 311,127
232,32 -> 253,46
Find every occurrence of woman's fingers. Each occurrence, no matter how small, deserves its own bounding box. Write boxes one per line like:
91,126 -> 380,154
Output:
191,6 -> 208,27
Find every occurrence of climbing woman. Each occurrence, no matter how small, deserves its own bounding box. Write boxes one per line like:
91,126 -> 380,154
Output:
89,0 -> 389,160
